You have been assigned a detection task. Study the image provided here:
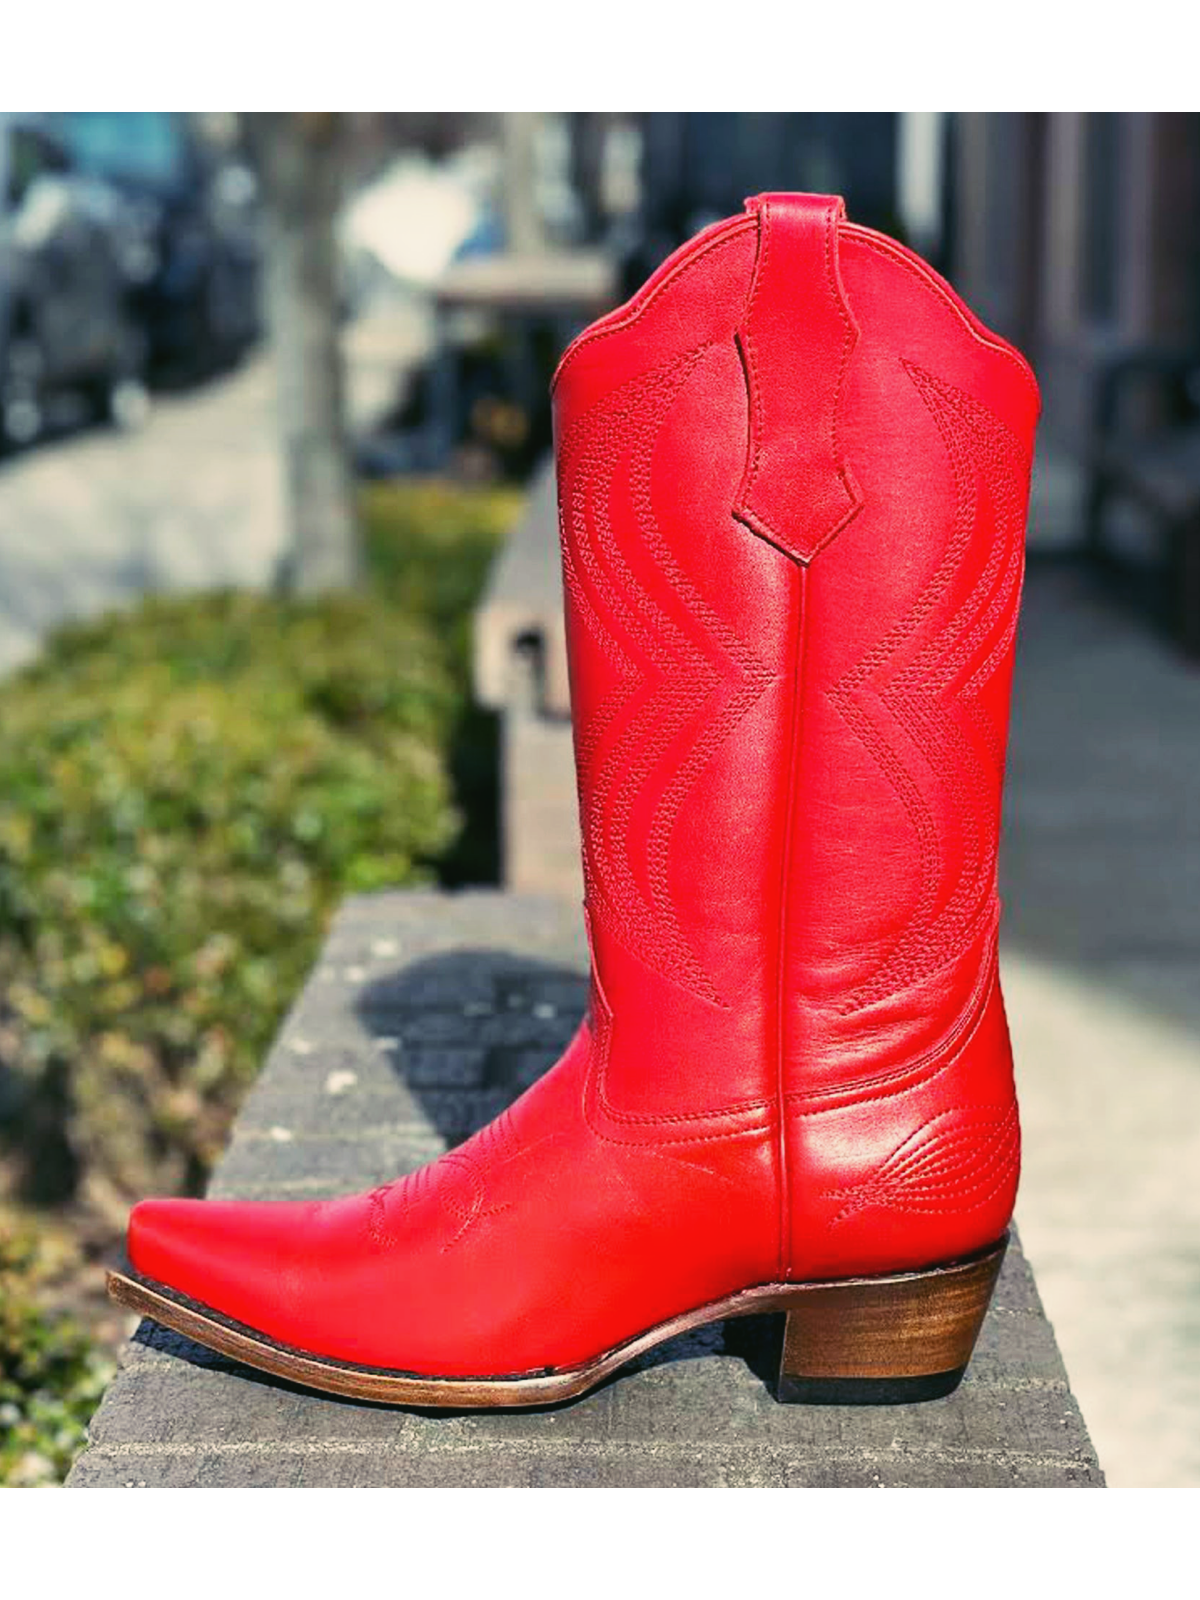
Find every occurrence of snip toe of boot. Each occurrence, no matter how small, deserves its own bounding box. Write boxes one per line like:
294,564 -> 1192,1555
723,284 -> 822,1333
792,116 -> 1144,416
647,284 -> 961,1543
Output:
128,1197 -> 210,1297
126,1196 -> 311,1341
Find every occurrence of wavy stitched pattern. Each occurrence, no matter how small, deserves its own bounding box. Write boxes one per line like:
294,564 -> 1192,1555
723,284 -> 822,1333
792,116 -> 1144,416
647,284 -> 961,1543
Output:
829,364 -> 1029,1014
366,1160 -> 435,1250
823,1103 -> 1020,1225
558,348 -> 772,1005
365,1109 -> 571,1255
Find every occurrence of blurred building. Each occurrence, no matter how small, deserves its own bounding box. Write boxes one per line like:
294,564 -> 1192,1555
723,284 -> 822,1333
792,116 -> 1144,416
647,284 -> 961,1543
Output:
950,113 -> 1200,451
613,112 -> 1200,469
637,112 -> 902,235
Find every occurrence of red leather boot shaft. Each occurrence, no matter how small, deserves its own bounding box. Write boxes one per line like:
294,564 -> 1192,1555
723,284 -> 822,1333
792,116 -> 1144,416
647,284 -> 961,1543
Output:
554,196 -> 1039,1282
779,222 -> 1038,1279
553,211 -> 782,1128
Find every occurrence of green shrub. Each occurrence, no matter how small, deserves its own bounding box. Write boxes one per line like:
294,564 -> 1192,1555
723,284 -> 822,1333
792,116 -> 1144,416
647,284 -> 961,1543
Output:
362,478 -> 520,675
0,480 -> 516,1211
0,477 -> 515,1485
0,589 -> 460,1206
0,1209 -> 114,1487
363,479 -> 519,885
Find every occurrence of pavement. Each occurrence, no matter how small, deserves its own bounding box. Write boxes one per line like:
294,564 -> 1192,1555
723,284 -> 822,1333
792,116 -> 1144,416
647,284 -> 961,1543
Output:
1001,559 -> 1200,1489
0,300 -> 430,678
0,360 -> 284,676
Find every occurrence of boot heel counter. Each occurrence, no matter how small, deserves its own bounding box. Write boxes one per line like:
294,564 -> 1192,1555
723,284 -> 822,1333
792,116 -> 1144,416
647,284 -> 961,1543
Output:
789,955 -> 1020,1282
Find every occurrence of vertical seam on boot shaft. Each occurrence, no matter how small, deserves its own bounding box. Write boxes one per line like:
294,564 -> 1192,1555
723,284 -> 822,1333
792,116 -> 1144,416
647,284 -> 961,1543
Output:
761,198 -> 854,1278
773,567 -> 807,1280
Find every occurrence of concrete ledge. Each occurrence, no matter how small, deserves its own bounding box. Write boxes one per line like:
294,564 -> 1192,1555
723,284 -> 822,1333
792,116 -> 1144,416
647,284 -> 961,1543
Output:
472,459 -> 582,897
70,891 -> 1104,1488
501,706 -> 582,902
473,459 -> 569,718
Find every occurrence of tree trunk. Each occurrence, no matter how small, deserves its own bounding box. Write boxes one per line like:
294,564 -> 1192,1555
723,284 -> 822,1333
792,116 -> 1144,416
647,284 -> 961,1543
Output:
249,113 -> 360,594
501,113 -> 545,255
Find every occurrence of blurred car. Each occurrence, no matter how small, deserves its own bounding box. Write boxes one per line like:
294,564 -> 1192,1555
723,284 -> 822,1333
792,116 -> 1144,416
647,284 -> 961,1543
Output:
0,113 -> 149,450
52,113 -> 261,375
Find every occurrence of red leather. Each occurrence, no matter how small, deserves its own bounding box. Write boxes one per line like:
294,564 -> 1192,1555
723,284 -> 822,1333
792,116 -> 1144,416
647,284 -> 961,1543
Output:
128,194 -> 1039,1376
733,193 -> 862,561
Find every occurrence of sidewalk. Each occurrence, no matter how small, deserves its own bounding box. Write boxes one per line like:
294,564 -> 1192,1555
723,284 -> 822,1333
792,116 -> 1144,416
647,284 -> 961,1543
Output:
1001,559 -> 1200,1488
0,304 -> 428,678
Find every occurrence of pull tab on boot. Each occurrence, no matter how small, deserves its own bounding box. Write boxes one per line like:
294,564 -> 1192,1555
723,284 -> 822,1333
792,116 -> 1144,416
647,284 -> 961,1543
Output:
733,192 -> 862,563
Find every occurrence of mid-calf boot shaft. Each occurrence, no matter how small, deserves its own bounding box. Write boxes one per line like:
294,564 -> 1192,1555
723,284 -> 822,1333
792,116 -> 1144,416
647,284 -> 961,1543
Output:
553,194 -> 1039,1281
553,211 -> 791,1134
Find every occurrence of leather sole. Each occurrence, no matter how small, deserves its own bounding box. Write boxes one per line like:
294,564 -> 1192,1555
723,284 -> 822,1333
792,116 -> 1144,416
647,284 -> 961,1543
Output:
107,1234 -> 1006,1409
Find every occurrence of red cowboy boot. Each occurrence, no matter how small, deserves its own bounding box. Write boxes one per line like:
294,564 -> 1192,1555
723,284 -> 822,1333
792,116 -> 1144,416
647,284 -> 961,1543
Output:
111,193 -> 1039,1406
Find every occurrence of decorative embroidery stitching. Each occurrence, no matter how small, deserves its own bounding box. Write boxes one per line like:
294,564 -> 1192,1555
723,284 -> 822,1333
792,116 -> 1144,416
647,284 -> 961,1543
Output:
829,364 -> 1029,1013
823,1103 -> 1020,1226
558,347 -> 772,1006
